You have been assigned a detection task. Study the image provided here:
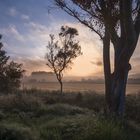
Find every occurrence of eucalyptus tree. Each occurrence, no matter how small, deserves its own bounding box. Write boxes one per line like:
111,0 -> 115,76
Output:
54,0 -> 140,116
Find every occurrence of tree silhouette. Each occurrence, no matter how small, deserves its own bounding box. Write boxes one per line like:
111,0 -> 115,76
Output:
46,26 -> 82,93
0,35 -> 24,93
54,0 -> 140,116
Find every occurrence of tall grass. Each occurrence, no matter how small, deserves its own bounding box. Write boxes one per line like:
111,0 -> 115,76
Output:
0,89 -> 139,140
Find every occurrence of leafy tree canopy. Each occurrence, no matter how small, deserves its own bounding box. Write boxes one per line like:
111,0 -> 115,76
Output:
0,35 -> 25,93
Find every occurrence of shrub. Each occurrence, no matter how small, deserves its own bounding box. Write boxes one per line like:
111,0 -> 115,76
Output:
40,128 -> 61,140
39,116 -> 139,140
45,104 -> 88,116
125,94 -> 140,123
0,35 -> 24,94
0,94 -> 43,113
0,124 -> 34,140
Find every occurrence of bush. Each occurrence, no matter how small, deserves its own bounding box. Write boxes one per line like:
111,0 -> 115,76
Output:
0,35 -> 24,94
44,104 -> 87,116
39,116 -> 139,140
0,124 -> 34,140
40,128 -> 61,140
0,94 -> 43,113
125,94 -> 140,123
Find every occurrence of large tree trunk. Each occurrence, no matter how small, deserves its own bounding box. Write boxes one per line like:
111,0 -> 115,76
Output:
103,27 -> 112,113
105,0 -> 139,116
110,62 -> 131,116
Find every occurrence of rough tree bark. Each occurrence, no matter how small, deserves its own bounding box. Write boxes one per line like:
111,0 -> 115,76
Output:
103,27 -> 112,112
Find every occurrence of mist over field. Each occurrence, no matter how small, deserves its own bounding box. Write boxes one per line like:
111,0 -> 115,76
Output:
0,0 -> 140,140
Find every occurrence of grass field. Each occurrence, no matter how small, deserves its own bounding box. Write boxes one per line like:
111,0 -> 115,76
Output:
0,90 -> 139,140
23,82 -> 140,94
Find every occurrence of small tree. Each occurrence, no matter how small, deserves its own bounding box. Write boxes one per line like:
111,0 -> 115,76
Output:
0,35 -> 24,93
46,26 -> 82,93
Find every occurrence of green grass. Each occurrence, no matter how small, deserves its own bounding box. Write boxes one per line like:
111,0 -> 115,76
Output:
0,90 -> 139,140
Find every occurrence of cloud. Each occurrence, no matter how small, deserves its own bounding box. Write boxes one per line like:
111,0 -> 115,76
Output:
8,7 -> 18,17
0,20 -> 104,76
9,25 -> 25,42
91,60 -> 102,66
12,57 -> 49,75
21,14 -> 30,20
131,56 -> 140,63
0,25 -> 25,42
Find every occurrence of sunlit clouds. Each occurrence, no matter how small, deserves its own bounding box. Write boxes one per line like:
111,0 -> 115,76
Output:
0,0 -> 139,78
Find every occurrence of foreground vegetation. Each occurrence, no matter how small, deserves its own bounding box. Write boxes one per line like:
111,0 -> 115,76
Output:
0,89 -> 139,140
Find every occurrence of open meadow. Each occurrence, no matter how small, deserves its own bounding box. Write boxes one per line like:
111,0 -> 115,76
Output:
0,90 -> 139,140
23,82 -> 140,95
1,0 -> 140,139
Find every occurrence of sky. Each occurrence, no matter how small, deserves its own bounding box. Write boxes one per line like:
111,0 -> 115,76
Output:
0,0 -> 140,78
